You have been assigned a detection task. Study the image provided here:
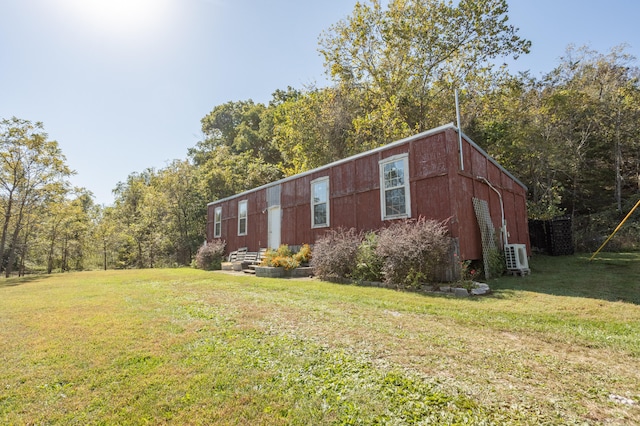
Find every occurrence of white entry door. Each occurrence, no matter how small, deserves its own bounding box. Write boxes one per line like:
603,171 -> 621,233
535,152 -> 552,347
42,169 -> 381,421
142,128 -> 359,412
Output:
268,206 -> 281,249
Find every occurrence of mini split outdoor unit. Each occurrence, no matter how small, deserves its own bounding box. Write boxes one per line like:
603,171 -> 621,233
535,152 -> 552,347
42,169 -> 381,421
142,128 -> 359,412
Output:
504,244 -> 529,271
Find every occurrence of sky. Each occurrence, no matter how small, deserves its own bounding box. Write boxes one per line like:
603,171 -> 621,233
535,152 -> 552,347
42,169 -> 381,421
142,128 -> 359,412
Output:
1,0 -> 639,206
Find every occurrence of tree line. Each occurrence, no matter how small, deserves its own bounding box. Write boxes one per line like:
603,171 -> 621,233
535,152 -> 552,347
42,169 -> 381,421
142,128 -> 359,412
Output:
2,0 -> 639,275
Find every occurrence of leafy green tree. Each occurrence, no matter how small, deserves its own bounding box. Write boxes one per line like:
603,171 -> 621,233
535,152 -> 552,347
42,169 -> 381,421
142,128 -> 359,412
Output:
470,74 -> 568,219
194,145 -> 282,203
192,100 -> 282,166
42,195 -> 67,274
319,0 -> 531,142
155,160 -> 206,265
473,45 -> 640,224
271,86 -> 360,174
40,189 -> 94,273
111,161 -> 209,268
92,205 -> 122,270
113,170 -> 153,268
561,46 -> 640,212
59,189 -> 94,272
540,45 -> 640,217
190,99 -> 283,202
0,118 -> 73,276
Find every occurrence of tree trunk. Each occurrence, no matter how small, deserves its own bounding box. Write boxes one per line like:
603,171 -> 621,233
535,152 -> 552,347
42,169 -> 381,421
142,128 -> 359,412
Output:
615,108 -> 623,212
615,139 -> 622,212
5,244 -> 16,278
19,254 -> 25,277
103,240 -> 108,271
137,240 -> 144,268
0,195 -> 14,274
46,225 -> 59,274
4,198 -> 27,278
5,223 -> 21,277
17,218 -> 33,277
47,238 -> 55,274
61,237 -> 68,272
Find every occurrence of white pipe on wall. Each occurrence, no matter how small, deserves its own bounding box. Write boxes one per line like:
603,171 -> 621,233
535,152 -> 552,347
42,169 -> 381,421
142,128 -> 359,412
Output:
477,176 -> 508,248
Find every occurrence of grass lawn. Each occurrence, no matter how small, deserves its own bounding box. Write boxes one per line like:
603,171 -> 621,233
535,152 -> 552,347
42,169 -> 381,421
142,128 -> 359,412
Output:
1,253 -> 639,424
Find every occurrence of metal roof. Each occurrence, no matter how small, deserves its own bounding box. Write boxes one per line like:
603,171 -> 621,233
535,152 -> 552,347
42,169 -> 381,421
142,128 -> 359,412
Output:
207,123 -> 527,206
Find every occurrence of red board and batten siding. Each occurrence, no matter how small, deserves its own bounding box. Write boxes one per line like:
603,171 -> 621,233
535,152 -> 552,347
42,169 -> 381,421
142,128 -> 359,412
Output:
206,123 -> 530,260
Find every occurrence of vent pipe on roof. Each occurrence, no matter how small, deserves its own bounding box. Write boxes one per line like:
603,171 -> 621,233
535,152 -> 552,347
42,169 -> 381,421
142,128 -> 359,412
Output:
455,89 -> 464,171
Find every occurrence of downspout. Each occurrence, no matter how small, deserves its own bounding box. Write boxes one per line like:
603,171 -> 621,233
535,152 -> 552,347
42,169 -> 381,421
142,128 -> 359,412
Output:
477,177 -> 508,248
455,89 -> 464,171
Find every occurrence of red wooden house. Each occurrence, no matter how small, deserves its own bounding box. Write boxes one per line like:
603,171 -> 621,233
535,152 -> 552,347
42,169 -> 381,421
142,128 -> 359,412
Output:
206,123 -> 530,265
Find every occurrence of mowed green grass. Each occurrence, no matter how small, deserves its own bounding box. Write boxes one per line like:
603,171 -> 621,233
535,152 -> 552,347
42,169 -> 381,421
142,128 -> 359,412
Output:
1,253 -> 639,425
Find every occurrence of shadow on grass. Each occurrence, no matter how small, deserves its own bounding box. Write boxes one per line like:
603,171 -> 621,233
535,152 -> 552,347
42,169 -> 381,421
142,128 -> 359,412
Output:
0,274 -> 51,288
488,252 -> 640,305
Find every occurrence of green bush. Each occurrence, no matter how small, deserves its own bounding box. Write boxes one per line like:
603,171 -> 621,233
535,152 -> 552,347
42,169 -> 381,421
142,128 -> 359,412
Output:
352,232 -> 383,282
485,248 -> 505,279
194,240 -> 226,270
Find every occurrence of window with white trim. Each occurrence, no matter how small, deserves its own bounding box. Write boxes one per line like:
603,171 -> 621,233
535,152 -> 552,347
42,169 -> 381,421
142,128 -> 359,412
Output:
238,200 -> 247,236
213,207 -> 222,238
379,154 -> 411,220
311,177 -> 329,228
